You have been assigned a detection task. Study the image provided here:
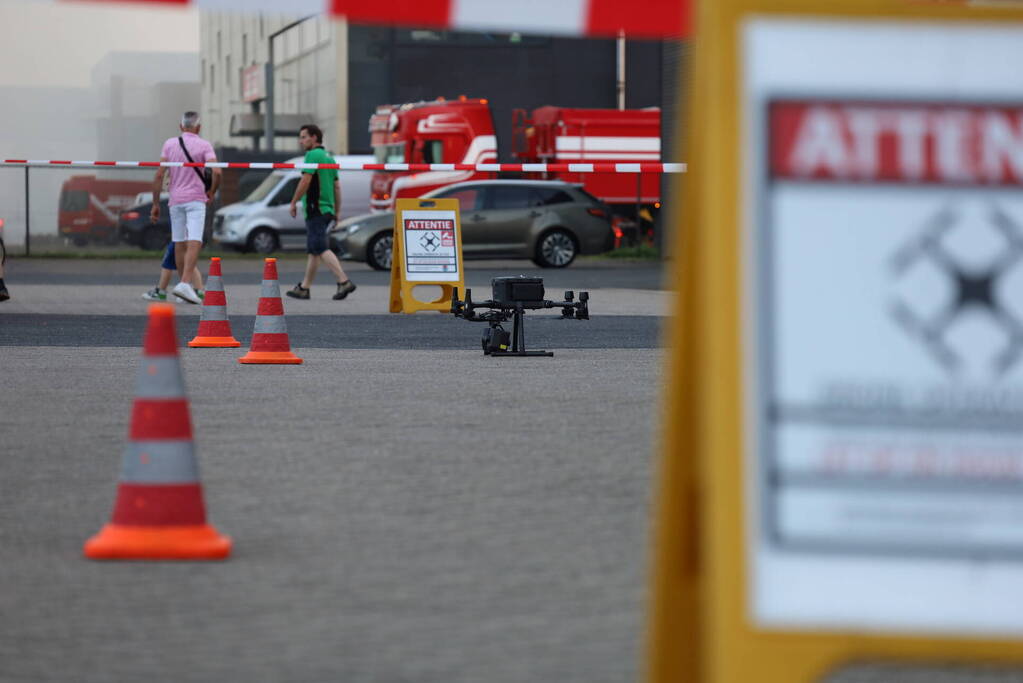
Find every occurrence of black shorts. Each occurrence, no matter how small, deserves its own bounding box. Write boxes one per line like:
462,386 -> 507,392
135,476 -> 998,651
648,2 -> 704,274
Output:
306,214 -> 333,255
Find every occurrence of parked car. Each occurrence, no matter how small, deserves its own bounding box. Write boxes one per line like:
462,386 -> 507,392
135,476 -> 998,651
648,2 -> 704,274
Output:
212,154 -> 373,254
118,196 -> 221,250
133,191 -> 170,207
330,180 -> 614,270
118,199 -> 171,251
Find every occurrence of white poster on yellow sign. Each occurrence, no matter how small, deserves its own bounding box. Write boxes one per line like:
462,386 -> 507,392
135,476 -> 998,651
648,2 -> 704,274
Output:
399,210 -> 460,282
744,18 -> 1023,637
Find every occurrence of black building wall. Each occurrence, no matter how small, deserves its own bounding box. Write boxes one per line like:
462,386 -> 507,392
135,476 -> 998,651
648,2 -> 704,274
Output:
347,27 -> 663,160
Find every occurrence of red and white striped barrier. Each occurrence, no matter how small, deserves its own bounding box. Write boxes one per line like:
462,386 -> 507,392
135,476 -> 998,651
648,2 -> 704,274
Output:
0,160 -> 686,173
60,0 -> 691,39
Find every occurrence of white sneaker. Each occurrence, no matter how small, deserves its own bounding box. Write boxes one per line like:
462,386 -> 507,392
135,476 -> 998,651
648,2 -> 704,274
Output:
172,282 -> 201,305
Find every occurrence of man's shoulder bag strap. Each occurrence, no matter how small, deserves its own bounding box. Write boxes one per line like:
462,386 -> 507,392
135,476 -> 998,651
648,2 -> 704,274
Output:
178,136 -> 211,190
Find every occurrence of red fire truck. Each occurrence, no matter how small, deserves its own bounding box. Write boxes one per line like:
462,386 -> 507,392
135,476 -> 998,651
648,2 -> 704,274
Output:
368,97 -> 661,236
369,98 -> 498,211
58,175 -> 152,245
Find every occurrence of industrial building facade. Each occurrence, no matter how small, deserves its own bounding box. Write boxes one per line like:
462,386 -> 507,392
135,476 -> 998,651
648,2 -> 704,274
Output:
199,14 -> 664,160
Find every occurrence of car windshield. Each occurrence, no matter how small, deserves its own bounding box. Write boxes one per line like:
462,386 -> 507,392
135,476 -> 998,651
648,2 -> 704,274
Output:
243,173 -> 286,203
373,143 -> 406,164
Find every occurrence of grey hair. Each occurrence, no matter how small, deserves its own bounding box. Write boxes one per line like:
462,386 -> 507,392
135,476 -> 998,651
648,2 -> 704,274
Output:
181,111 -> 201,129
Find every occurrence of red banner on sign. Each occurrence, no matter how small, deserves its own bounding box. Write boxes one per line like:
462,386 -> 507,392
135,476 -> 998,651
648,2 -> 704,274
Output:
770,100 -> 1023,186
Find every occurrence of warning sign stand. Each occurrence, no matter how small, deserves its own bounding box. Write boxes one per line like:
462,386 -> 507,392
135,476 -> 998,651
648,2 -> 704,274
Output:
650,2 -> 1023,683
389,198 -> 465,314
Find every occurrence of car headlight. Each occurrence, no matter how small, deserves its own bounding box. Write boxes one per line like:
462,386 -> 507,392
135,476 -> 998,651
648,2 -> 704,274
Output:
345,224 -> 362,235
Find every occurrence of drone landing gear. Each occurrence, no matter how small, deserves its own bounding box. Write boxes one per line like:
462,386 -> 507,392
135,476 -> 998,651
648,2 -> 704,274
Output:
482,308 -> 553,357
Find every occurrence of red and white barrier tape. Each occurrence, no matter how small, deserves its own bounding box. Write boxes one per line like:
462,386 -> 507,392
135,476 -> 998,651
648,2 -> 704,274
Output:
0,160 -> 687,173
58,0 -> 691,39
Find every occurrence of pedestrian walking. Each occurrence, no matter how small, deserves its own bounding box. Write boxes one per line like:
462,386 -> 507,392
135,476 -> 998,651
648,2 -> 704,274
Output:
141,241 -> 205,302
150,111 -> 221,304
286,124 -> 356,301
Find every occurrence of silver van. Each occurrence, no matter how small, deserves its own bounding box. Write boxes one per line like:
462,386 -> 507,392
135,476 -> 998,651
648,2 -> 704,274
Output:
212,154 -> 372,253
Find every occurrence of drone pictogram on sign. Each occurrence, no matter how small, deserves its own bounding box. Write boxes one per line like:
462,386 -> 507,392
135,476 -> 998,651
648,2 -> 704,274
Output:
419,232 -> 440,252
889,204 -> 1023,377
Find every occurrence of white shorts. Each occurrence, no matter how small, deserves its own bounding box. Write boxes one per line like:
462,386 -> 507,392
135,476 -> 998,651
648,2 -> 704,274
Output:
170,201 -> 206,242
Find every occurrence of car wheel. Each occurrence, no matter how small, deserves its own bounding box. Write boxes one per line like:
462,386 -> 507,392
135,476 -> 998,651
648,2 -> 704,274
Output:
247,227 -> 279,254
366,232 -> 393,271
533,229 -> 578,268
141,227 -> 169,251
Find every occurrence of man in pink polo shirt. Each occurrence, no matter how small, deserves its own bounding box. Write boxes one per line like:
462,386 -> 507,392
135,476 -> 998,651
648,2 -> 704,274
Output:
150,111 -> 221,304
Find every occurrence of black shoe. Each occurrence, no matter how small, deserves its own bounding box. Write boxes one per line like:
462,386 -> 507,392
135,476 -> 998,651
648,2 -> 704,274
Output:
333,280 -> 357,300
286,283 -> 310,300
0,285 -> 8,302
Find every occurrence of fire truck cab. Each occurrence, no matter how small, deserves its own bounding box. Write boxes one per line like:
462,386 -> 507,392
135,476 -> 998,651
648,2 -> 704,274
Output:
369,98 -> 498,212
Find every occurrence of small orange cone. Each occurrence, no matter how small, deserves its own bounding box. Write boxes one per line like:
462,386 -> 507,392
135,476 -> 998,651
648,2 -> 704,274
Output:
84,304 -> 231,560
188,257 -> 240,348
238,258 -> 303,364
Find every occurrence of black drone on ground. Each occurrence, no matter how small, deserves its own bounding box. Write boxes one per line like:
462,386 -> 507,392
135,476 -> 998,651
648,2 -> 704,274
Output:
451,276 -> 590,357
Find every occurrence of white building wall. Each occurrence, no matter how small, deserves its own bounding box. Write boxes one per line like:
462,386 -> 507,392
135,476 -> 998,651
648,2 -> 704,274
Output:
199,12 -> 346,155
90,52 -> 201,162
0,87 -> 96,243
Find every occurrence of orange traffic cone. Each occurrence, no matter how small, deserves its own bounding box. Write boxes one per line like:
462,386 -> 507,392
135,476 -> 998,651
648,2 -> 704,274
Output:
188,257 -> 240,348
238,257 -> 303,364
84,304 -> 231,560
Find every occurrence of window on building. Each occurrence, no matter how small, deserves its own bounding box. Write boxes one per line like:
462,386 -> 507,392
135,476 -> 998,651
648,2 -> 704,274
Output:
226,56 -> 231,87
259,16 -> 264,39
300,21 -> 314,52
242,34 -> 248,65
217,30 -> 222,59
201,58 -> 205,85
210,64 -> 215,92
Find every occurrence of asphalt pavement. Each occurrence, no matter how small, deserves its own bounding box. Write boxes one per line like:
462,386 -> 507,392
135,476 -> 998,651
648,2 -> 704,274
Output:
0,257 -> 671,683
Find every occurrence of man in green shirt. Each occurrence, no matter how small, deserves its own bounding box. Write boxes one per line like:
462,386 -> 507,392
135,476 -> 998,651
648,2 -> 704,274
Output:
287,123 -> 356,300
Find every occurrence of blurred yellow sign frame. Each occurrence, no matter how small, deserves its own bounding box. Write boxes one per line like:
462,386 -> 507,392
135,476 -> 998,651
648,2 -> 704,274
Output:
650,1 -> 1023,682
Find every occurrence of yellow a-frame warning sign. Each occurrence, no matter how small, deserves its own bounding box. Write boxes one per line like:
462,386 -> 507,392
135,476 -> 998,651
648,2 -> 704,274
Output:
650,2 -> 1023,682
389,197 -> 465,314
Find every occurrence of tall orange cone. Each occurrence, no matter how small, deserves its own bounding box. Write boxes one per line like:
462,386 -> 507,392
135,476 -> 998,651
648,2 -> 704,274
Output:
188,257 -> 240,348
238,257 -> 303,364
84,304 -> 231,560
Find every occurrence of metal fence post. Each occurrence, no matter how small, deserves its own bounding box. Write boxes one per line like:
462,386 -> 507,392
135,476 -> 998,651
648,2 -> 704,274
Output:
24,166 -> 30,256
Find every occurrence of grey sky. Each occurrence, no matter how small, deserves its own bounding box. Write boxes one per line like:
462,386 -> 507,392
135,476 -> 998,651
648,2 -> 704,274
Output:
0,0 -> 199,88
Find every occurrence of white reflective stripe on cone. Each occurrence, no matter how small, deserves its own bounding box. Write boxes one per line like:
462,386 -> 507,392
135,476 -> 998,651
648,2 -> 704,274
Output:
135,356 -> 186,399
121,441 -> 199,483
253,315 -> 288,334
199,305 -> 228,321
